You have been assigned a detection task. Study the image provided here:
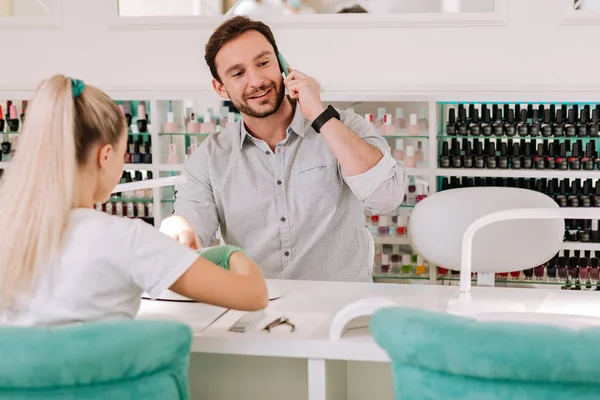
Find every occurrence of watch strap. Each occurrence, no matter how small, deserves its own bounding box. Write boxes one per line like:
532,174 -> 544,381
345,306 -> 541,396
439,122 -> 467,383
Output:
311,105 -> 340,133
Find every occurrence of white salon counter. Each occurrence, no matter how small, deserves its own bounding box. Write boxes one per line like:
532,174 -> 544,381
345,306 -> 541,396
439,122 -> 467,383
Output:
137,279 -> 600,400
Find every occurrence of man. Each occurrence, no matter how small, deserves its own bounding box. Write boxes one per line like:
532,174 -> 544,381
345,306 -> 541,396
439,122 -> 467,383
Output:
160,16 -> 406,282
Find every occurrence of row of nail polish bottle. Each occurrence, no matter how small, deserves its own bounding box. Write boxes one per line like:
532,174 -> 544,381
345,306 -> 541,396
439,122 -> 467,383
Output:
98,171 -> 154,225
364,107 -> 428,136
0,101 -> 26,133
375,245 -> 428,277
391,139 -> 427,167
125,136 -> 152,164
120,102 -> 150,134
368,211 -> 409,237
445,103 -> 600,138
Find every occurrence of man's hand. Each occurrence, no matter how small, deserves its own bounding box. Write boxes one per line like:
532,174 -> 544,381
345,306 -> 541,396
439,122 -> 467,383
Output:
284,69 -> 326,122
160,215 -> 201,250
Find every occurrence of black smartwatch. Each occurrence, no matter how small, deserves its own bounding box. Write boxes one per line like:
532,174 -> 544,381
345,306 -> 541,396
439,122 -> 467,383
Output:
311,105 -> 340,133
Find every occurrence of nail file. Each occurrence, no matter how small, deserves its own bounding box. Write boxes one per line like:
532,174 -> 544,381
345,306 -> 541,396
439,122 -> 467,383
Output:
228,310 -> 266,333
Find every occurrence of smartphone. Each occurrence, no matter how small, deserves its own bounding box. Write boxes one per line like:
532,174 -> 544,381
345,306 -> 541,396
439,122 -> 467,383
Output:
277,51 -> 291,77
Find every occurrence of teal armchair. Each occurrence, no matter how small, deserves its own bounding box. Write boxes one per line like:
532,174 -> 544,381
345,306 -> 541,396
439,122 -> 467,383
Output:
0,320 -> 192,399
370,307 -> 600,400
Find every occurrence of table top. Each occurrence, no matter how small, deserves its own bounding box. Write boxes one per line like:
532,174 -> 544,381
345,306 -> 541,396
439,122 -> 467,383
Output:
137,279 -> 600,362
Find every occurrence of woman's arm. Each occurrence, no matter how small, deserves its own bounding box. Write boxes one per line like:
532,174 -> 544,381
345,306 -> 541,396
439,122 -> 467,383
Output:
169,251 -> 269,311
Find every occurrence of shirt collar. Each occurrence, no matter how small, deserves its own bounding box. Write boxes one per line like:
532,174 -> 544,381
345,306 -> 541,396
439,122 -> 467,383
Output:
239,101 -> 307,149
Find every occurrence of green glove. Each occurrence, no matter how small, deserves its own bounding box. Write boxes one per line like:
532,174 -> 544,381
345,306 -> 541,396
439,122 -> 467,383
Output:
195,245 -> 247,270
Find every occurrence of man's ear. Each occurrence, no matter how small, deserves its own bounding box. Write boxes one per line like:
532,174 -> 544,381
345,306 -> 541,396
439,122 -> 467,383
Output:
212,79 -> 229,100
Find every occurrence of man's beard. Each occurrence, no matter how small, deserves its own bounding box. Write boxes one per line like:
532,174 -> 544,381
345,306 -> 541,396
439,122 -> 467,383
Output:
230,79 -> 286,119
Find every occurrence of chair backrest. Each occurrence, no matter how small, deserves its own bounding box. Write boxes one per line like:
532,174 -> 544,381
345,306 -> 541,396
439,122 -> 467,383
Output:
0,320 -> 192,399
370,306 -> 600,400
408,187 -> 564,273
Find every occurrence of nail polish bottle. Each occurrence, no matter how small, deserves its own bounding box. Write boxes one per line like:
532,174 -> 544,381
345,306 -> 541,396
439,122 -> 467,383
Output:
20,100 -> 27,125
380,254 -> 390,274
569,141 -> 581,170
568,180 -> 580,207
378,216 -> 390,236
123,137 -> 132,163
498,142 -> 509,169
468,108 -> 480,137
569,257 -> 580,284
474,140 -> 485,169
497,271 -> 509,281
591,258 -> 600,284
401,254 -> 413,276
581,179 -> 592,207
369,214 -> 379,234
437,267 -> 449,278
582,142 -> 595,170
511,267 -> 523,280
392,139 -> 405,161
364,113 -> 374,126
504,109 -> 516,137
446,108 -> 456,136
200,112 -> 215,134
132,141 -> 141,164
486,142 -> 497,169
136,104 -> 148,133
396,213 -> 407,236
481,108 -> 492,137
462,141 -> 473,168
522,142 -> 533,169
168,143 -> 179,165
418,108 -> 429,129
529,110 -> 540,137
493,108 -> 504,137
390,245 -> 401,274
404,145 -> 416,167
408,114 -> 419,136
415,141 -> 425,165
407,177 -> 417,204
416,183 -> 428,203
381,114 -> 394,135
541,109 -> 552,137
451,140 -> 462,168
590,109 -> 599,137
580,220 -> 591,243
543,142 -> 555,169
144,171 -> 154,199
394,108 -> 406,130
555,179 -> 567,208
534,262 -> 545,280
134,171 -> 145,199
518,109 -> 529,137
415,256 -> 427,276
163,111 -> 178,133
578,109 -> 589,137
556,142 -> 568,170
534,143 -> 546,169
144,139 -> 152,164
187,112 -> 201,133
456,107 -> 468,136
7,104 -> 19,132
546,257 -> 557,281
557,257 -> 569,282
565,109 -> 576,137
565,219 -> 579,242
0,106 -> 4,133
593,181 -> 600,207
553,109 -> 564,137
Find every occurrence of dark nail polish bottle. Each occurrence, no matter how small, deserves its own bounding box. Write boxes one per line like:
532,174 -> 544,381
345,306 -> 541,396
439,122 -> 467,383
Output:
583,142 -> 595,170
541,109 -> 552,137
451,140 -> 462,168
569,141 -> 581,170
553,109 -> 565,137
132,141 -> 142,164
557,257 -> 569,282
568,179 -> 580,207
529,110 -> 540,137
590,109 -> 599,137
547,257 -> 558,281
481,108 -> 492,137
136,104 -> 148,133
440,142 -> 450,168
20,100 -> 27,125
581,179 -> 592,207
510,143 -> 522,169
534,143 -> 545,169
545,142 -> 556,169
522,142 -> 533,169
578,109 -> 589,137
144,139 -> 152,164
569,257 -> 580,282
507,177 -> 517,187
565,109 -> 576,137
527,104 -> 534,122
566,219 -> 579,242
534,262 -> 546,280
450,176 -> 460,189
440,177 -> 449,191
462,140 -> 473,168
457,107 -> 468,136
556,142 -> 568,170
493,108 -> 504,137
504,109 -> 516,137
592,221 -> 600,243
469,109 -> 480,137
474,140 -> 485,169
1,135 -> 11,161
124,138 -> 132,163
580,220 -> 591,243
498,142 -> 509,169
518,109 -> 529,137
486,142 -> 497,168
591,258 -> 599,285
556,179 -> 567,207
593,180 -> 600,207
446,108 -> 456,136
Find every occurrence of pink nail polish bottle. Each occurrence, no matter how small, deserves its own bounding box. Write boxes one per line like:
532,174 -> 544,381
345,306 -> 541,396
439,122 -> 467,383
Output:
200,112 -> 215,134
375,244 -> 383,264
8,104 -> 19,132
163,111 -> 178,133
408,114 -> 419,136
415,141 -> 424,162
382,114 -> 395,135
168,143 -> 179,164
365,113 -> 374,126
394,108 -> 406,130
392,139 -> 405,161
375,108 -> 386,129
418,108 -> 429,129
187,112 -> 201,133
404,145 -> 416,167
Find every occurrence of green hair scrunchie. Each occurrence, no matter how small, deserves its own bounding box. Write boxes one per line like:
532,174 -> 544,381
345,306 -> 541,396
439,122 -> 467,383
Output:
70,78 -> 85,98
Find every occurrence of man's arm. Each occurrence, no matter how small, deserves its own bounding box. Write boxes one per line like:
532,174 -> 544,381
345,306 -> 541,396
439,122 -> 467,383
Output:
166,144 -> 220,248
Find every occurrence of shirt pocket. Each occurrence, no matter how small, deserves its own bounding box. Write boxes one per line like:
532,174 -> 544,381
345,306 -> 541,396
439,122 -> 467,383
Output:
294,160 -> 342,215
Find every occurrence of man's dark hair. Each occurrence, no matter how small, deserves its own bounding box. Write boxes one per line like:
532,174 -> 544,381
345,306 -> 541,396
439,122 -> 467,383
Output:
337,5 -> 368,13
205,16 -> 279,83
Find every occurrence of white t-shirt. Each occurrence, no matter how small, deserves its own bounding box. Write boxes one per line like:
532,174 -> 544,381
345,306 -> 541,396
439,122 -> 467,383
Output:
1,208 -> 199,326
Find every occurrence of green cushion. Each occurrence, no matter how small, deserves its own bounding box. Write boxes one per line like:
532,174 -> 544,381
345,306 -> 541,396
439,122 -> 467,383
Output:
196,245 -> 246,270
0,320 -> 192,399
370,307 -> 600,400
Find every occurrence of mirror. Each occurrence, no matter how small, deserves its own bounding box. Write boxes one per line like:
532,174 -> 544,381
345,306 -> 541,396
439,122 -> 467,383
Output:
0,0 -> 51,16
117,0 -> 495,17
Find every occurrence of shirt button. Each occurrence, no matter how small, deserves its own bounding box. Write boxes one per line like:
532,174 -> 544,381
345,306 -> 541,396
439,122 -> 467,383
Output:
284,251 -> 290,257
265,150 -> 271,155
281,217 -> 286,222
277,180 -> 282,185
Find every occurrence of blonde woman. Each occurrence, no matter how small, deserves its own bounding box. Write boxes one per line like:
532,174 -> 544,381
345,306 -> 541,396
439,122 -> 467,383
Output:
0,75 -> 268,326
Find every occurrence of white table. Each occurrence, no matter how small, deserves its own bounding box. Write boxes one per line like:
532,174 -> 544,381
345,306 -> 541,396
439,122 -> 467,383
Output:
137,279 -> 600,400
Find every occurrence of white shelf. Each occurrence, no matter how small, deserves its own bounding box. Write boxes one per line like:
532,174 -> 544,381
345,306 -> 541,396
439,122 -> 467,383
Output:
372,236 -> 410,245
124,163 -> 153,170
436,168 -> 600,179
405,167 -> 431,176
560,242 -> 600,251
156,164 -> 184,172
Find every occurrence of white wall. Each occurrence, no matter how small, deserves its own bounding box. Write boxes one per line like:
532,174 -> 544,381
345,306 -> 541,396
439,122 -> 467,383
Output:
0,0 -> 598,99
